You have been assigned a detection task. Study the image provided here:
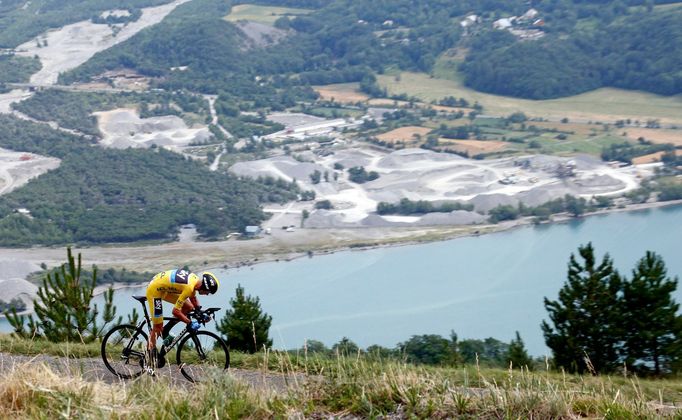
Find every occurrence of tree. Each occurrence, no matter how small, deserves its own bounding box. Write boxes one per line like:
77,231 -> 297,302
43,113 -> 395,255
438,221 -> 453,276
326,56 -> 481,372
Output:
332,337 -> 360,356
622,252 -> 682,375
6,247 -> 119,343
309,169 -> 321,184
564,194 -> 586,217
541,243 -> 622,374
217,284 -> 273,353
507,331 -> 533,370
399,334 -> 459,366
459,337 -> 507,366
315,200 -> 333,210
301,339 -> 329,355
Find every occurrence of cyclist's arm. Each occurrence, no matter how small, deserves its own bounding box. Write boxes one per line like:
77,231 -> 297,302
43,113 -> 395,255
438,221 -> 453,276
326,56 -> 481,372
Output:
172,287 -> 195,324
172,307 -> 191,324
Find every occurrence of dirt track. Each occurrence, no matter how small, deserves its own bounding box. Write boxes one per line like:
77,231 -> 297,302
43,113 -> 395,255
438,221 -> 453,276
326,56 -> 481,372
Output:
0,351 -> 305,392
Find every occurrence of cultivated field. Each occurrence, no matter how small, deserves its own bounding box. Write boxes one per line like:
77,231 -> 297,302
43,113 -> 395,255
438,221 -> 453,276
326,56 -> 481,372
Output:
376,126 -> 432,144
224,4 -> 312,25
438,139 -> 508,155
632,150 -> 682,165
625,128 -> 682,146
377,72 -> 682,125
529,121 -> 603,136
313,83 -> 370,103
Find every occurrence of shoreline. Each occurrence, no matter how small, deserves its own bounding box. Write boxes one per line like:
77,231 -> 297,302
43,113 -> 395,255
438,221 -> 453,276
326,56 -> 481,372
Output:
1,198 -> 680,276
215,198 -> 682,270
3,198 -> 680,320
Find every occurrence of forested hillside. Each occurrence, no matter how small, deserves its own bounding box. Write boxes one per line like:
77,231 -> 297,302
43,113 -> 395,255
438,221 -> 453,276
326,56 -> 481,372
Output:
12,89 -> 211,136
461,7 -> 682,99
0,115 -> 300,246
58,0 -> 682,102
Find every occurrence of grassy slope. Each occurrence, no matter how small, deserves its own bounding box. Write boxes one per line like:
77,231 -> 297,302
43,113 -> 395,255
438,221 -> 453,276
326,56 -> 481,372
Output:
223,3 -> 312,25
1,334 -> 681,418
378,64 -> 682,125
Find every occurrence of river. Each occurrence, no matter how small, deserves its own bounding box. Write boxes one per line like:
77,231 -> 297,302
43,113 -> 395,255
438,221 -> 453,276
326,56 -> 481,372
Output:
3,205 -> 681,356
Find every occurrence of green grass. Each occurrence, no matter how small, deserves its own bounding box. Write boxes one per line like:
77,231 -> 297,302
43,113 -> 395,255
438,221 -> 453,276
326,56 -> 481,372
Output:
377,71 -> 682,125
224,4 -> 312,25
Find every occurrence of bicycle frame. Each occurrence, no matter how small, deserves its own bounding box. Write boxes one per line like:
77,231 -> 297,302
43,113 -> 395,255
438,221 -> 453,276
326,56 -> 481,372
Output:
129,295 -> 220,360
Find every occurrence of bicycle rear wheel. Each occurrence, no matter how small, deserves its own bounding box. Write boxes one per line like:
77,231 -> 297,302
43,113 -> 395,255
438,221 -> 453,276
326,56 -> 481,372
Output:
101,324 -> 148,379
176,331 -> 229,382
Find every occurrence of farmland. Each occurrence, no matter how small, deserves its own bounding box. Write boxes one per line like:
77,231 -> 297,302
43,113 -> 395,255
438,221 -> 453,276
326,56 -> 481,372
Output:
224,4 -> 312,25
377,72 -> 682,125
313,83 -> 370,104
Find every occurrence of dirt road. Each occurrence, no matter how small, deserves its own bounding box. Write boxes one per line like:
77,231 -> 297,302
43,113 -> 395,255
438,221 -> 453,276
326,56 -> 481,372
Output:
0,351 -> 304,392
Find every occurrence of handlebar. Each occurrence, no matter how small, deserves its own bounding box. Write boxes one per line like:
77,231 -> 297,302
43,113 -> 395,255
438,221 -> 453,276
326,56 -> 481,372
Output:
187,307 -> 221,325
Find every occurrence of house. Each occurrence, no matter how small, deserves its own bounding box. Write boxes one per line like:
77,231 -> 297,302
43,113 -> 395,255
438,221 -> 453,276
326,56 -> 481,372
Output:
493,17 -> 515,29
244,226 -> 262,237
460,14 -> 478,28
521,8 -> 539,21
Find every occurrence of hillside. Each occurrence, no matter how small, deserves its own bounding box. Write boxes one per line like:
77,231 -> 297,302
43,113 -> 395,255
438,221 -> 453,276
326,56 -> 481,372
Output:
58,0 -> 682,101
0,0 -> 172,48
0,115 -> 300,246
461,8 -> 682,98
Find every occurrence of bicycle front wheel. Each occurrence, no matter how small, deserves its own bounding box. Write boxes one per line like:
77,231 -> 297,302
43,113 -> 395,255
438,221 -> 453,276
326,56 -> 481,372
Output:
101,324 -> 148,379
176,331 -> 229,382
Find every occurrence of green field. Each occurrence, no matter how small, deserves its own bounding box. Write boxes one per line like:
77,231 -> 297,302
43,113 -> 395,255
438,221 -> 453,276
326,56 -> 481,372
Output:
224,4 -> 312,25
377,71 -> 682,125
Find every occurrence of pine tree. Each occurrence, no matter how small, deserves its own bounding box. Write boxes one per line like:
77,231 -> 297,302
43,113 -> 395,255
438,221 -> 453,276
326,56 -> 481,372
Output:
541,243 -> 622,374
622,251 -> 682,375
217,284 -> 273,353
6,247 -> 119,343
507,331 -> 533,370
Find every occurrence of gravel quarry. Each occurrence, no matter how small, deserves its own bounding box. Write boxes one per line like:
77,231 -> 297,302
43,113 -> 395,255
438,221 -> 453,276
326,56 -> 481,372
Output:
94,108 -> 211,149
15,0 -> 192,86
231,147 -> 651,228
0,148 -> 60,195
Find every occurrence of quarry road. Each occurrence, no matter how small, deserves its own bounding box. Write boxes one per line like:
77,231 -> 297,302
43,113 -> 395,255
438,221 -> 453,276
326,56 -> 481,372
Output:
0,352 -> 307,393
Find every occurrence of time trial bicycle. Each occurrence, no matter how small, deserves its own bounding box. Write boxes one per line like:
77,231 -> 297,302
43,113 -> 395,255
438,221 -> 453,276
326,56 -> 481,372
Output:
101,295 -> 229,382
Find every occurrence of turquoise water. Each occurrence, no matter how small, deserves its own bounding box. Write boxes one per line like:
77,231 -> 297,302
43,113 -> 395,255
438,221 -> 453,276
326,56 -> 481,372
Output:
3,205 -> 681,356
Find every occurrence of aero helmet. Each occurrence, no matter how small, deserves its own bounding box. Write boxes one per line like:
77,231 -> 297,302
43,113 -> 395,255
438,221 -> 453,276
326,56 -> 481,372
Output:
201,272 -> 220,294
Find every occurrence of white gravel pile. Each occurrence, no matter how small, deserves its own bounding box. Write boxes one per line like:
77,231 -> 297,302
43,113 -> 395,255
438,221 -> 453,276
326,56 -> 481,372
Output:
94,109 -> 211,149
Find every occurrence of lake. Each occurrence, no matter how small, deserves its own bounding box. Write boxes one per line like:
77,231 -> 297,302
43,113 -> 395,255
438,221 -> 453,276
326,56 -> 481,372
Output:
3,205 -> 681,356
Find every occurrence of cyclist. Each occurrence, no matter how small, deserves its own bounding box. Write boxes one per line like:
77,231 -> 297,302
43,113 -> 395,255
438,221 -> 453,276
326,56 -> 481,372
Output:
145,268 -> 220,352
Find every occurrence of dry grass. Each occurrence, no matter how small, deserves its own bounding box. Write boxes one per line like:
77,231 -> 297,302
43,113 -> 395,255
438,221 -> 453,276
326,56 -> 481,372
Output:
530,121 -> 602,136
632,150 -> 682,165
367,98 -> 412,107
624,128 -> 682,146
224,4 -> 311,25
376,126 -> 432,144
0,362 -> 131,417
313,83 -> 370,103
1,350 -> 682,418
439,139 -> 508,155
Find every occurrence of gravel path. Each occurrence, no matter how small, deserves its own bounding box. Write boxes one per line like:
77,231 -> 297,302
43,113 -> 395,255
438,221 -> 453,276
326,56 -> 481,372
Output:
0,352 -> 306,393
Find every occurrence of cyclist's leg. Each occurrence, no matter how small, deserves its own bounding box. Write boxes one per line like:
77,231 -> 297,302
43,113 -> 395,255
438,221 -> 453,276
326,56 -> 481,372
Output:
146,290 -> 165,350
